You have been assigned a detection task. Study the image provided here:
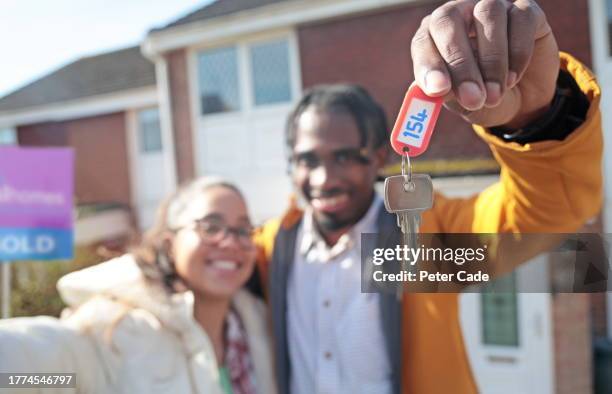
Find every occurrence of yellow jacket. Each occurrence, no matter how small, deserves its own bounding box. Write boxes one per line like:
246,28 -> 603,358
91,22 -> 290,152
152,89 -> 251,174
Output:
254,52 -> 603,394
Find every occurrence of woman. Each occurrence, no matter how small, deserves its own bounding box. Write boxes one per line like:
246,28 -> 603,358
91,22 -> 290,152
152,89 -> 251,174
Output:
0,177 -> 276,394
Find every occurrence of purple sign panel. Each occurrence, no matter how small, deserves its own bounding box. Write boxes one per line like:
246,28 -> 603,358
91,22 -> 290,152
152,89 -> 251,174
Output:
0,147 -> 74,261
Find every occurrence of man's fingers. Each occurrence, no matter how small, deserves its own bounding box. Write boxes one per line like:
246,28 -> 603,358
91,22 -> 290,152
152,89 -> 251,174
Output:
473,0 -> 509,107
410,0 -> 558,127
507,0 -> 547,87
411,16 -> 452,96
428,2 -> 486,111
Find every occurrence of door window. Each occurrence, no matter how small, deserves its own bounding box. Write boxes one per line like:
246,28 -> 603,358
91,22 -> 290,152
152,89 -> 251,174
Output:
250,39 -> 292,106
138,108 -> 162,153
481,273 -> 520,347
197,36 -> 293,116
198,46 -> 241,115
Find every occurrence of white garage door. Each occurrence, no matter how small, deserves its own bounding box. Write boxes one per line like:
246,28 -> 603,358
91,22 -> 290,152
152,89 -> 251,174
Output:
190,32 -> 300,224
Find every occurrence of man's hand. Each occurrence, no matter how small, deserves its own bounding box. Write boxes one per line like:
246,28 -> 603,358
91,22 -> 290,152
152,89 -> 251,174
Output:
411,0 -> 559,128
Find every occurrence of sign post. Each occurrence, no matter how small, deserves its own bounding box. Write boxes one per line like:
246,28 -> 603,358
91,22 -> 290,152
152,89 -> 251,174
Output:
1,263 -> 9,319
0,147 -> 74,319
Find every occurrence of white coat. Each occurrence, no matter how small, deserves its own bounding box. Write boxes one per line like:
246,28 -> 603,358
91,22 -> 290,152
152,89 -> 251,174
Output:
0,255 -> 276,394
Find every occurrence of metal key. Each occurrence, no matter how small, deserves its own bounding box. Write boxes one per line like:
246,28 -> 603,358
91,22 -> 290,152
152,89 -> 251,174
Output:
383,152 -> 433,296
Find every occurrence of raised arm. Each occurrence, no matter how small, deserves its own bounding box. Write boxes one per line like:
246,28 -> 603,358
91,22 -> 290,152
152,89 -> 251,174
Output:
410,0 -> 603,234
0,316 -> 103,393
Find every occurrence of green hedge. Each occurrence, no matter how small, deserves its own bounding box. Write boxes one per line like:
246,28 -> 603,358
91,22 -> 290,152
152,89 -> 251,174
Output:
2,246 -> 106,318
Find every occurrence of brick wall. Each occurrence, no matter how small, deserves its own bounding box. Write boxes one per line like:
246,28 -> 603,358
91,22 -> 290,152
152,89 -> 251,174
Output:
582,215 -> 608,339
539,0 -> 592,67
17,112 -> 132,206
542,0 -> 599,390
553,293 -> 593,394
18,122 -> 67,147
549,217 -> 603,393
591,292 -> 608,338
166,49 -> 195,184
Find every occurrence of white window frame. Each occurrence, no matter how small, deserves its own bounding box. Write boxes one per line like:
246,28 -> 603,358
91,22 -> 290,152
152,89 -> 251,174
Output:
188,28 -> 302,122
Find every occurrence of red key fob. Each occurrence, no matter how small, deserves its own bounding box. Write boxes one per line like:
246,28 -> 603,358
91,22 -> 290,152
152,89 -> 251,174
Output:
390,83 -> 443,157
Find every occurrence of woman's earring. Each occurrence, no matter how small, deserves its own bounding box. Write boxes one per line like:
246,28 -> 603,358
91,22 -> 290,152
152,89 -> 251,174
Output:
157,251 -> 177,291
158,251 -> 172,274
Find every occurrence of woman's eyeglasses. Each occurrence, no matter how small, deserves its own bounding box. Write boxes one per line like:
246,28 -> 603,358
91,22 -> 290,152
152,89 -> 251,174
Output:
190,219 -> 254,249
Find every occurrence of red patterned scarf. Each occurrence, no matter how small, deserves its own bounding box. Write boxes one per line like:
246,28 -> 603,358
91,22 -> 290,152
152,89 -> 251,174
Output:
225,309 -> 258,394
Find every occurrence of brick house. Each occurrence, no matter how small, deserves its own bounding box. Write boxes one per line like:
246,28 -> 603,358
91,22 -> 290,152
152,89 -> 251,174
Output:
0,0 -> 610,392
142,1 -> 604,392
0,47 -> 174,239
143,1 -> 609,392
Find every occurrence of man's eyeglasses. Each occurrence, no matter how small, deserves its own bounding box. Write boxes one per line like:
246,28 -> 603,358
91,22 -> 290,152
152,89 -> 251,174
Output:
289,147 -> 372,171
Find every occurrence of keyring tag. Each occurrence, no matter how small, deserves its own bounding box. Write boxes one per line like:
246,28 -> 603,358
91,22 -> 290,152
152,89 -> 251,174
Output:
390,83 -> 443,157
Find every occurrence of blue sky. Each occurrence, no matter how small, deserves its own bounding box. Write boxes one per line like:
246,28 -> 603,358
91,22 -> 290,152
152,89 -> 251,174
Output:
0,0 -> 213,97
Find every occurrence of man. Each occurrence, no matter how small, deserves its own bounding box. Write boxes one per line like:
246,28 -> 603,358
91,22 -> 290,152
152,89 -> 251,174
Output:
253,0 -> 603,393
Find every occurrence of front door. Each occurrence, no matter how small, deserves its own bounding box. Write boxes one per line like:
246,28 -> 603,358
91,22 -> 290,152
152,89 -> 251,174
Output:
460,257 -> 554,394
432,176 -> 554,393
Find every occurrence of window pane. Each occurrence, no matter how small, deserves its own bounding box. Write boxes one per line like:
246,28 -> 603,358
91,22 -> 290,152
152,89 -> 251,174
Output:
481,273 -> 519,347
198,46 -> 241,114
250,39 -> 291,106
138,108 -> 162,153
0,128 -> 16,145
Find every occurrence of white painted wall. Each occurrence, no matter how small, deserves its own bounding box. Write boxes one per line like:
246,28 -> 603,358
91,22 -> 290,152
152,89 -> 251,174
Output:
588,0 -> 612,339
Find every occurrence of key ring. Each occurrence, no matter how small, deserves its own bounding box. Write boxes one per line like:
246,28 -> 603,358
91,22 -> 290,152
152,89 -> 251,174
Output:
401,147 -> 415,192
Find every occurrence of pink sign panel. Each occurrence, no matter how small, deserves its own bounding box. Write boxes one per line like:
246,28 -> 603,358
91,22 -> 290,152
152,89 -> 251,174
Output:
0,147 -> 74,260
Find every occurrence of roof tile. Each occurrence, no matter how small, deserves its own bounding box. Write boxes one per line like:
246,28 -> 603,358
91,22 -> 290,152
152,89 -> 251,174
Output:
0,46 -> 155,112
